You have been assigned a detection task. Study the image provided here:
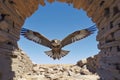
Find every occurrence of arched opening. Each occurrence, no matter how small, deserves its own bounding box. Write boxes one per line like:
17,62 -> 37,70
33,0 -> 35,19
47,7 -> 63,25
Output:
18,1 -> 99,64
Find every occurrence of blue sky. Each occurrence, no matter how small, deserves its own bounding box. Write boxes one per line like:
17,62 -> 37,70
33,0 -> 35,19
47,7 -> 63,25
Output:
18,1 -> 99,64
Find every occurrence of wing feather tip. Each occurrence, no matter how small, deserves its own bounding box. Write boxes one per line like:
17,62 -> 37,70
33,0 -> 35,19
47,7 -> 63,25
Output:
21,31 -> 26,33
87,25 -> 97,33
20,28 -> 29,35
20,34 -> 25,35
21,28 -> 28,32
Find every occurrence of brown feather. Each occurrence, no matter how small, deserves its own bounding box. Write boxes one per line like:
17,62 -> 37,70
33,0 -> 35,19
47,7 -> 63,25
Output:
21,28 -> 52,48
61,26 -> 96,47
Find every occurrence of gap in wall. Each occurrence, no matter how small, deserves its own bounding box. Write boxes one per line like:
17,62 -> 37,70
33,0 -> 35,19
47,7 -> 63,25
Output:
18,1 -> 99,64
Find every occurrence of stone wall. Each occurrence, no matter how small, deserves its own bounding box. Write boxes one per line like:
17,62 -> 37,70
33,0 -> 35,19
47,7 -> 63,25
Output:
0,0 -> 120,80
11,49 -> 33,80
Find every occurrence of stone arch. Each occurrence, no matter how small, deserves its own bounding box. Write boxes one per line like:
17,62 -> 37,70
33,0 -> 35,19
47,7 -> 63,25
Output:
0,0 -> 120,80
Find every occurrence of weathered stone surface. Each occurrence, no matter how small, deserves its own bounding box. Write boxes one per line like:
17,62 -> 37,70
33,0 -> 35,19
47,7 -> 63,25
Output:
98,55 -> 120,80
47,0 -> 55,3
21,64 -> 99,80
114,30 -> 120,40
11,49 -> 33,80
77,59 -> 87,67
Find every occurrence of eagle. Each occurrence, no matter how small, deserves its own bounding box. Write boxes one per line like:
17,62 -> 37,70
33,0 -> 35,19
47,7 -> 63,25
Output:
21,25 -> 96,60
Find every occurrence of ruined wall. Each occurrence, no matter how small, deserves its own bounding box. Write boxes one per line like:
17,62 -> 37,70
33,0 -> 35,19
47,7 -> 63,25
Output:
11,49 -> 33,80
0,0 -> 120,80
76,0 -> 120,79
0,0 -> 37,79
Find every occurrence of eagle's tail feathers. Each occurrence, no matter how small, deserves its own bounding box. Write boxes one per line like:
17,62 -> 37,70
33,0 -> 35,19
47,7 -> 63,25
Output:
60,50 -> 69,58
44,50 -> 70,60
44,50 -> 53,57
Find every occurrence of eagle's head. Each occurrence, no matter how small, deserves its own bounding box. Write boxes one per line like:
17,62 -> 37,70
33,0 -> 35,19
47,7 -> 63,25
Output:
51,39 -> 61,47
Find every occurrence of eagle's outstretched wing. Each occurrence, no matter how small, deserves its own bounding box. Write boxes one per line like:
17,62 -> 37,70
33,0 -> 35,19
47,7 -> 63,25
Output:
61,25 -> 97,47
21,28 -> 52,48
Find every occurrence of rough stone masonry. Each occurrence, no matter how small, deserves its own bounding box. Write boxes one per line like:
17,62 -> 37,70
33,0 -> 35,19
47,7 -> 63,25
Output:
0,0 -> 120,80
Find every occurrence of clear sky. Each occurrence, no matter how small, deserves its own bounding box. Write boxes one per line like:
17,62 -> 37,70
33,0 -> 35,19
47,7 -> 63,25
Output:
18,1 -> 99,64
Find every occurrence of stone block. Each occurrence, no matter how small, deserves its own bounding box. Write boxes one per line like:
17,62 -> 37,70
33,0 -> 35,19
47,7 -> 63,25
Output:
0,1 -> 24,27
81,0 -> 92,10
0,19 -> 20,41
47,0 -> 55,3
97,21 -> 120,41
99,41 -> 119,49
114,30 -> 120,40
77,59 -> 87,67
109,1 -> 120,18
98,68 -> 116,80
96,21 -> 108,41
98,55 -> 120,80
22,0 -> 39,17
3,0 -> 25,20
101,0 -> 115,9
86,0 -> 99,17
57,0 -> 66,2
73,0 -> 83,9
0,31 -> 9,42
0,54 -> 14,80
14,0 -> 31,18
110,46 -> 118,54
0,21 -> 9,31
91,4 -> 104,23
39,0 -> 45,6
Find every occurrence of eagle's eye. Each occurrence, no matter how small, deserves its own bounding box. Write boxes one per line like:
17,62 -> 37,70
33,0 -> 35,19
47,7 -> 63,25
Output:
51,40 -> 55,43
51,40 -> 58,43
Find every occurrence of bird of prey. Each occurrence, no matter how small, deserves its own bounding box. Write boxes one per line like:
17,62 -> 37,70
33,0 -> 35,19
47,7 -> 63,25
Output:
21,25 -> 96,60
